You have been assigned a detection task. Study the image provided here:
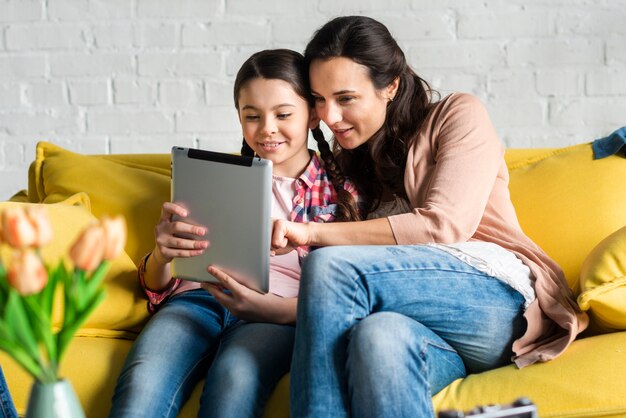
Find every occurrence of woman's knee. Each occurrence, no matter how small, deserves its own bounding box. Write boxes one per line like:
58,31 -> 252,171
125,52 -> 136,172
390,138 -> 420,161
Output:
349,312 -> 421,364
299,246 -> 360,297
302,247 -> 354,277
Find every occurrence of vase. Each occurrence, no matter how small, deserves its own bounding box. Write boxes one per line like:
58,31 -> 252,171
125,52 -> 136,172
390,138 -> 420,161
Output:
25,379 -> 85,418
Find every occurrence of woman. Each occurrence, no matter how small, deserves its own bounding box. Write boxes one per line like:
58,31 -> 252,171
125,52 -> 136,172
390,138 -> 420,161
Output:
270,16 -> 588,418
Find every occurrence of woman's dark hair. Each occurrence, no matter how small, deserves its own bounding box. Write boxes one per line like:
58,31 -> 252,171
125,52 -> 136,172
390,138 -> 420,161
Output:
233,49 -> 360,222
304,16 -> 436,214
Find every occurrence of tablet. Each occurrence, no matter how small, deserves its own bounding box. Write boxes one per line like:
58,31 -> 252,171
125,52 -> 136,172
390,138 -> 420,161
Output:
170,146 -> 272,294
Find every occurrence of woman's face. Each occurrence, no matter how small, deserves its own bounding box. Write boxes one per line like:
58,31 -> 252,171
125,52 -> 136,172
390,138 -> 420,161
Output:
309,57 -> 396,150
237,78 -> 315,178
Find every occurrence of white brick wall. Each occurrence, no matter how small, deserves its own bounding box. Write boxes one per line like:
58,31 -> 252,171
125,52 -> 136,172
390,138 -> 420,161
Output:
1,0 -> 626,200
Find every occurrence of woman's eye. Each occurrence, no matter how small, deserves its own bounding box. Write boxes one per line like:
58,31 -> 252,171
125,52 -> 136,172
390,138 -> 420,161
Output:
245,115 -> 259,121
313,96 -> 325,104
338,96 -> 354,104
277,113 -> 292,120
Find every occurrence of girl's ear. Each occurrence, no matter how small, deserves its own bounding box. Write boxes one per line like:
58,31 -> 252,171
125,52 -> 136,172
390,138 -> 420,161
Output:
308,107 -> 320,130
386,76 -> 400,101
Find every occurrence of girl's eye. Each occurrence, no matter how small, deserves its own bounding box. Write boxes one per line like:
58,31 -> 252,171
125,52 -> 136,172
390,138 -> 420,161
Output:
338,96 -> 354,104
313,96 -> 325,104
245,115 -> 260,121
277,113 -> 292,120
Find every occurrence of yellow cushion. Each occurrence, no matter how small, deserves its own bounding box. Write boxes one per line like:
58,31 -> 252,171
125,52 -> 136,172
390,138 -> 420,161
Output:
506,143 -> 626,294
7,189 -> 29,203
432,331 -> 626,417
29,141 -> 171,265
577,225 -> 626,334
0,198 -> 148,332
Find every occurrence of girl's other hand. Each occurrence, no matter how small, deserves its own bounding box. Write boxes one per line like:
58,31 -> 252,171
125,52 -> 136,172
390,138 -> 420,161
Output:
153,201 -> 209,264
202,265 -> 294,324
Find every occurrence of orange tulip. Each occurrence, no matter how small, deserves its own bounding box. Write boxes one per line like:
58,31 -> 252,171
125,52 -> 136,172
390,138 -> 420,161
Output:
69,223 -> 105,272
25,205 -> 53,247
100,215 -> 127,261
7,249 -> 48,295
2,207 -> 37,248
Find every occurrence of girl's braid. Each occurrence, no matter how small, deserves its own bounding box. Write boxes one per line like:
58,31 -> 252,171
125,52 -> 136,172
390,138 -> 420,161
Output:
312,127 -> 361,222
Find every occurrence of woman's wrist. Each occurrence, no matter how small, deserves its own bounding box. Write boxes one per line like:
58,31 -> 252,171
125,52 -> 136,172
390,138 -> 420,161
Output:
307,222 -> 320,247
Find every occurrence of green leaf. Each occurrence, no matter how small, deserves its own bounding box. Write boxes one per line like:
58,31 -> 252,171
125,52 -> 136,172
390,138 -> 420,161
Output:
41,261 -> 63,317
83,262 -> 110,300
23,295 -> 56,365
0,321 -> 14,342
63,269 -> 78,328
0,264 -> 9,308
56,288 -> 106,363
74,269 -> 88,313
0,290 -> 7,319
0,338 -> 44,381
4,291 -> 41,362
77,288 -> 106,323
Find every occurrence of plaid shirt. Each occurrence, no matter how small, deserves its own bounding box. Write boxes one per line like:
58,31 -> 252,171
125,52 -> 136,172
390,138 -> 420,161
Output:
290,153 -> 358,258
139,152 -> 359,313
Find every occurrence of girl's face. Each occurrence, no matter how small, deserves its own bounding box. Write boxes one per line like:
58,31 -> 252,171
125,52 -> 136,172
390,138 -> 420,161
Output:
238,78 -> 317,178
309,57 -> 398,150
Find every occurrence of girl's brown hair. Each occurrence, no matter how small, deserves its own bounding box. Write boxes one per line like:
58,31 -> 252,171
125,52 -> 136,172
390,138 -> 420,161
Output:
234,49 -> 360,221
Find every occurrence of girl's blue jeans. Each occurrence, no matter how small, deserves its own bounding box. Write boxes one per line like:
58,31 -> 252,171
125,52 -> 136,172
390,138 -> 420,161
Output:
108,289 -> 294,418
290,245 -> 527,418
0,366 -> 17,418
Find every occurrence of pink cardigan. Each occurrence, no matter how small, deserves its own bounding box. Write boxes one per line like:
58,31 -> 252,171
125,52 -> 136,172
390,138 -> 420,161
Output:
387,93 -> 588,368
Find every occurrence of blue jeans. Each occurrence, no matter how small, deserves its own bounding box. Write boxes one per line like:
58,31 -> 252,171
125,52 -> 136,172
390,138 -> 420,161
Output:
0,366 -> 17,418
290,245 -> 527,418
108,289 -> 295,418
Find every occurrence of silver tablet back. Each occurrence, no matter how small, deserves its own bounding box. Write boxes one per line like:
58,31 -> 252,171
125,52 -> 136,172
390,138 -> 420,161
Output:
170,147 -> 272,293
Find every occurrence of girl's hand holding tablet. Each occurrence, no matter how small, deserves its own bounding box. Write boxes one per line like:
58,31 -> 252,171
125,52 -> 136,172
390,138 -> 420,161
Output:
202,265 -> 297,324
152,201 -> 209,265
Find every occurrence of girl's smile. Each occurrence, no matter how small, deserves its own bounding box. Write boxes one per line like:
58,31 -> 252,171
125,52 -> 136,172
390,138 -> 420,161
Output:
257,141 -> 286,151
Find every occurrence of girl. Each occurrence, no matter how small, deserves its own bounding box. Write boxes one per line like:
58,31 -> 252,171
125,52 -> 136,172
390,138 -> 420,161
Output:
270,16 -> 588,418
108,49 -> 359,418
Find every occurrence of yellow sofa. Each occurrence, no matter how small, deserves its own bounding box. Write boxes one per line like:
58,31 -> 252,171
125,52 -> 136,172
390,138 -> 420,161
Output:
2,141 -> 626,418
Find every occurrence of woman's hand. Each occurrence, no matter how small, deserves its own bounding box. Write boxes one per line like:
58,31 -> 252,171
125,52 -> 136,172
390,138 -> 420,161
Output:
272,218 -> 397,249
153,201 -> 209,265
201,265 -> 297,324
271,219 -> 312,255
